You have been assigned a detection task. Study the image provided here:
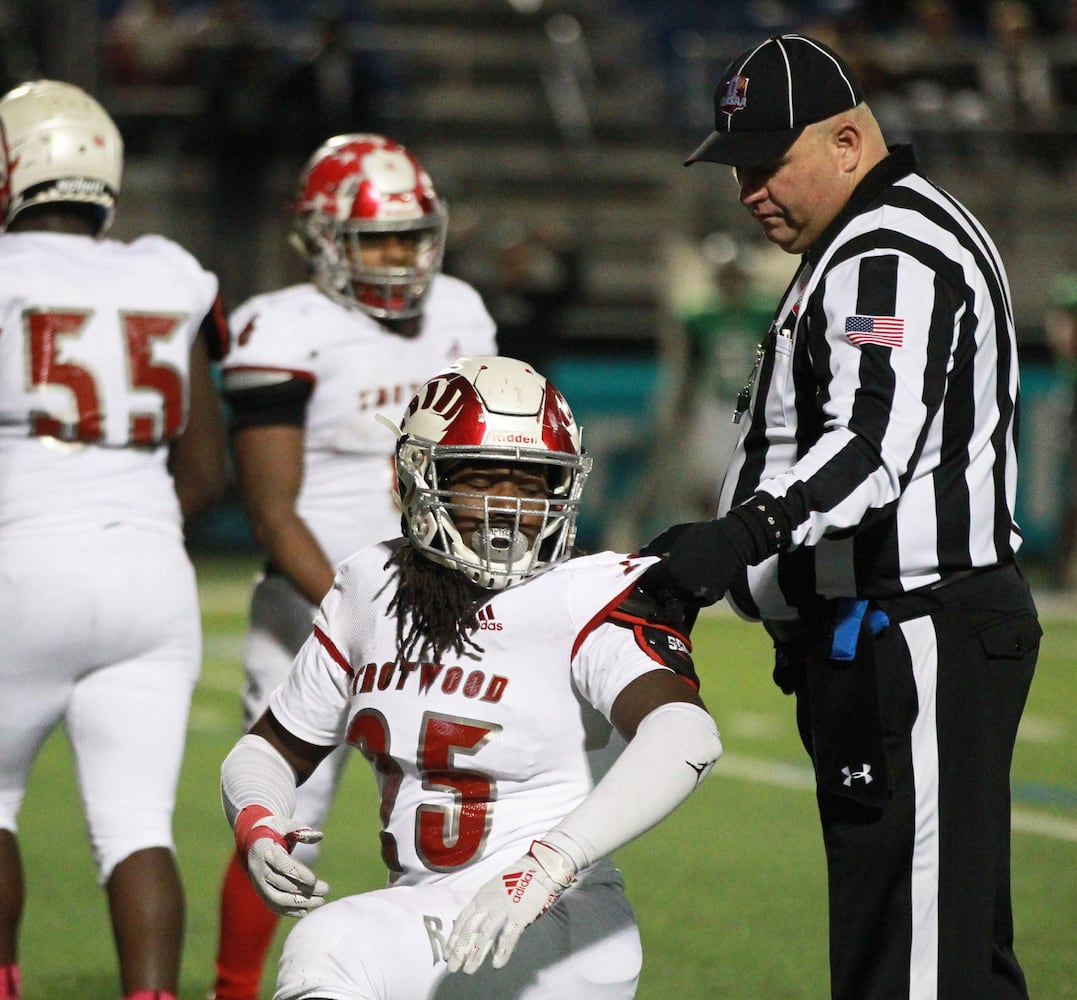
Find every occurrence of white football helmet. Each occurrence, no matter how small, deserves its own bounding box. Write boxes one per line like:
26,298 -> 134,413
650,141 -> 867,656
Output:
290,133 -> 446,319
0,79 -> 123,235
392,356 -> 591,590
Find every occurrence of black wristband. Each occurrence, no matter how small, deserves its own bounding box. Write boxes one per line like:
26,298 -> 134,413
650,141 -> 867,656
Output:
727,491 -> 791,561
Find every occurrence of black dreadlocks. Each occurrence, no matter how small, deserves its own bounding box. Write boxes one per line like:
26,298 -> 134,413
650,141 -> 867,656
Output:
384,542 -> 486,666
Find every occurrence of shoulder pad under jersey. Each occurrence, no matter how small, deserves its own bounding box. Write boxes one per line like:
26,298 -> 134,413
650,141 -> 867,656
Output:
605,585 -> 699,688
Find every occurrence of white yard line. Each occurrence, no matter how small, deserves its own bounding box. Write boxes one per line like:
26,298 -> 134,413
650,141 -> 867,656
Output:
716,753 -> 1077,843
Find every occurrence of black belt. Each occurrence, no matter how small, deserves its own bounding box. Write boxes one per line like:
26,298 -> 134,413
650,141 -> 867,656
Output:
879,561 -> 1019,623
925,564 -> 997,591
764,563 -> 1014,642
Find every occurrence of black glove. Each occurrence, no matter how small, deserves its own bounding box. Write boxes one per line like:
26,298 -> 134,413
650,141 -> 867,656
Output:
638,521 -> 692,558
639,494 -> 791,606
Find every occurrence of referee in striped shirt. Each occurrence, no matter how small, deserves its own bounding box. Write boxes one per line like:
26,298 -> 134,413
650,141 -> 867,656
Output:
642,33 -> 1041,1000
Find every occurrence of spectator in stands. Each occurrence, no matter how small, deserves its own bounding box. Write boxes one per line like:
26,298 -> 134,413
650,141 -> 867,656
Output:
980,0 -> 1057,123
103,0 -> 196,87
484,214 -> 581,375
977,0 -> 1061,167
0,2 -> 43,92
888,0 -> 973,67
880,0 -> 988,152
274,9 -> 400,166
190,0 -> 283,307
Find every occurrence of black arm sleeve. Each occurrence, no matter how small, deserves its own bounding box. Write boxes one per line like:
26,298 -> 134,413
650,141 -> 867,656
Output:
225,376 -> 314,432
728,490 -> 792,560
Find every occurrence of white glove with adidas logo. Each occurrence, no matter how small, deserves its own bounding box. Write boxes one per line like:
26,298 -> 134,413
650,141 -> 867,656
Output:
445,838 -> 577,974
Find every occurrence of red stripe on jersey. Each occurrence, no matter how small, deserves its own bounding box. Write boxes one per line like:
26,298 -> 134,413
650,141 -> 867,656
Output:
571,580 -> 639,660
314,625 -> 353,676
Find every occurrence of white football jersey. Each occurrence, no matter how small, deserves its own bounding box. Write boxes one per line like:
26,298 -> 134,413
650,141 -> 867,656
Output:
0,231 -> 219,537
270,548 -> 668,891
221,277 -> 497,566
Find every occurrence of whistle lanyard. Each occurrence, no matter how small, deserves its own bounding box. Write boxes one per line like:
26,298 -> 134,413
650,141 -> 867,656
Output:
732,263 -> 811,424
733,342 -> 766,424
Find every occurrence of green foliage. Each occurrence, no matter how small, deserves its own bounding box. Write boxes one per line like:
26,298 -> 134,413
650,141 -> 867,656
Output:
16,557 -> 1076,998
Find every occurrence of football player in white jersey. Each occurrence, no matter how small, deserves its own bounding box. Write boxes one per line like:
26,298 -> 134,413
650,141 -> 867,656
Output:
0,81 -> 227,1000
219,356 -> 722,1000
210,134 -> 497,1000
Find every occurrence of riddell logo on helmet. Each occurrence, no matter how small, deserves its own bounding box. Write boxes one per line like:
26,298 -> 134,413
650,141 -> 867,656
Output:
54,178 -> 108,196
487,432 -> 538,445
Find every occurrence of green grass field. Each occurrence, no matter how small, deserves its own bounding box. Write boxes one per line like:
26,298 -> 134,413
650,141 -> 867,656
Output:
15,554 -> 1077,999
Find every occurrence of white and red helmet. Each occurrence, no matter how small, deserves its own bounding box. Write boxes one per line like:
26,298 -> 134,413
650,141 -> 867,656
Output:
290,132 -> 446,319
392,356 -> 591,589
0,79 -> 123,235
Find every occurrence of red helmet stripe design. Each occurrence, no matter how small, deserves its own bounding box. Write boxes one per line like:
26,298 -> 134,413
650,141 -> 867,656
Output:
0,118 -> 11,217
542,383 -> 578,454
294,134 -> 437,225
406,372 -> 484,446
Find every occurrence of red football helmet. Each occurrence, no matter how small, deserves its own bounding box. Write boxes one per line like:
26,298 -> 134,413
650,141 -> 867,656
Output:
392,356 -> 591,589
290,133 -> 446,320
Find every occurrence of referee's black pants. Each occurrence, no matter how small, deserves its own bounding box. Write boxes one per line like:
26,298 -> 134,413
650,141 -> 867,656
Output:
788,564 -> 1040,1000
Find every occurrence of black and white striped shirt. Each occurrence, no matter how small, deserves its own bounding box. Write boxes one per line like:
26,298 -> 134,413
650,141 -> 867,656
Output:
719,145 -> 1023,621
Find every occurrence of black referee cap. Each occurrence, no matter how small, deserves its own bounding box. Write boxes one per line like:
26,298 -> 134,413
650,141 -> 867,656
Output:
686,34 -> 864,168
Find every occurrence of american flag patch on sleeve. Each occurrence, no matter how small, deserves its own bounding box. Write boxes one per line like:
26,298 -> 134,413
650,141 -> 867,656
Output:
845,314 -> 904,347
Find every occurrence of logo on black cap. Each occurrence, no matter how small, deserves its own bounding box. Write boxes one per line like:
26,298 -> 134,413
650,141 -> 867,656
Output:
719,75 -> 749,116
